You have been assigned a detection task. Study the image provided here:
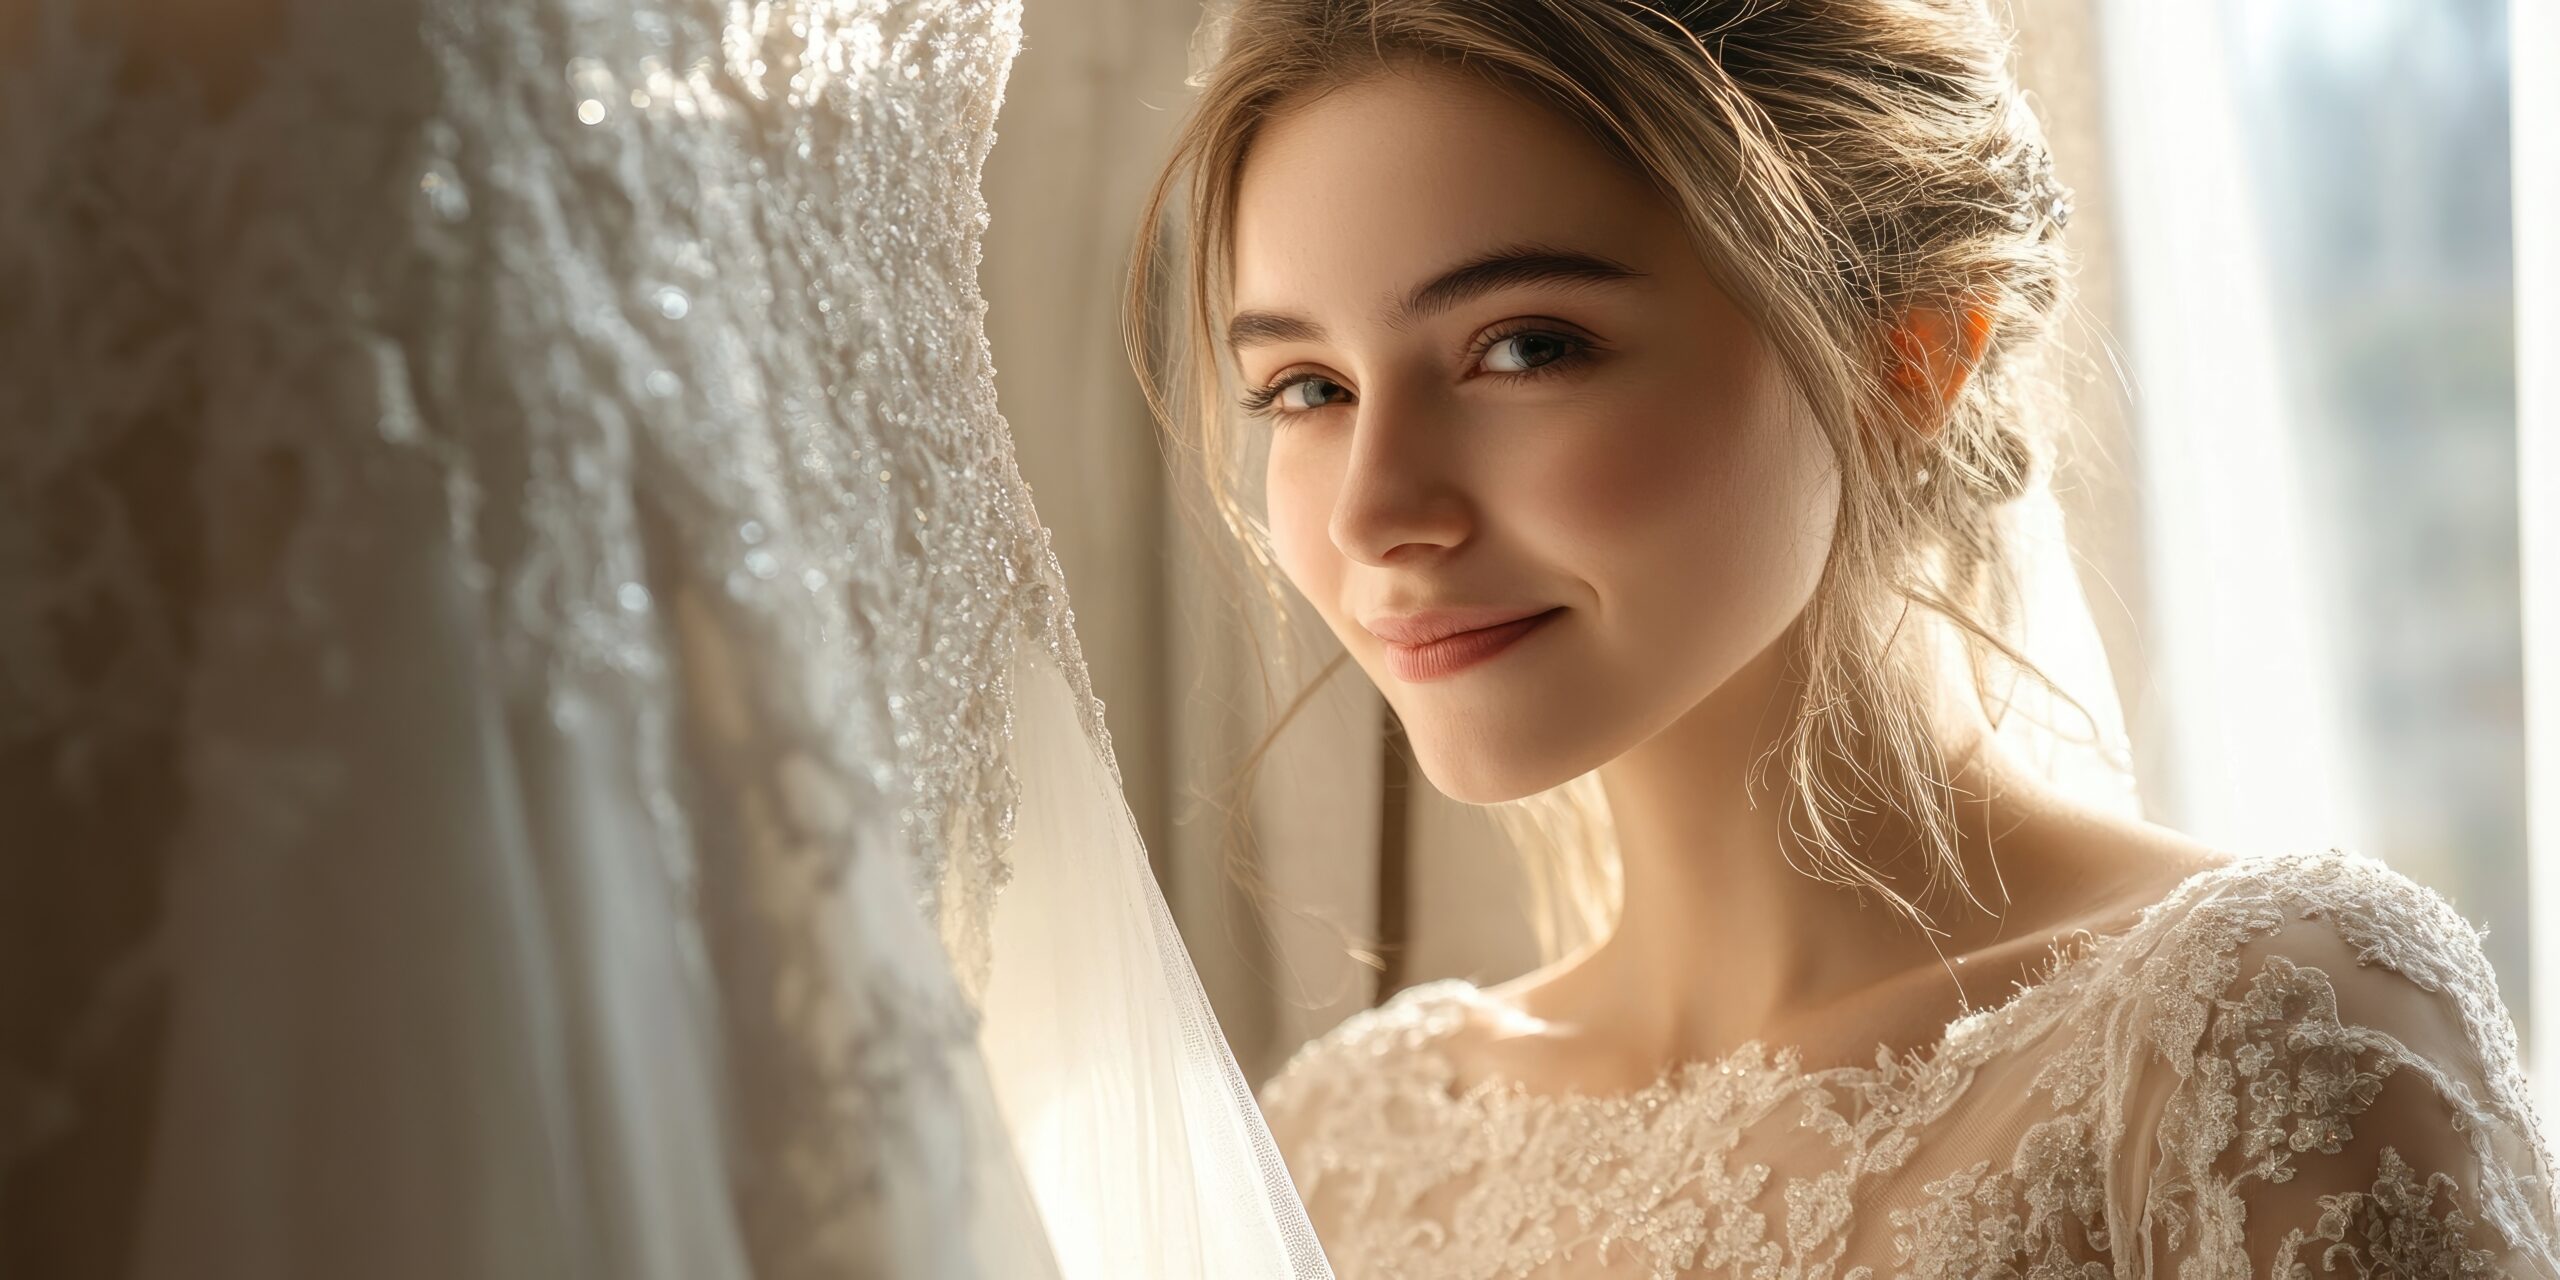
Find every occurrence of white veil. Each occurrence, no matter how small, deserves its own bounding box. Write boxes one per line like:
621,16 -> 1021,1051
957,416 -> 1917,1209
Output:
1979,467 -> 2147,822
977,640 -> 1332,1277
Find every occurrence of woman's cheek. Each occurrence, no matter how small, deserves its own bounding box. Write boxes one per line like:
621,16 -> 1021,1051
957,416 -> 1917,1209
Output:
1520,388 -> 1833,651
1263,442 -> 1342,609
1526,396 -> 1745,557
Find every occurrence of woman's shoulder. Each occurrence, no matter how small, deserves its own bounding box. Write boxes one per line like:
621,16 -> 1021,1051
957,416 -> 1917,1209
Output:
2114,845 -> 2511,1010
2083,846 -> 2527,1078
2086,847 -> 2560,1272
1257,977 -> 1479,1117
1253,976 -> 1487,1183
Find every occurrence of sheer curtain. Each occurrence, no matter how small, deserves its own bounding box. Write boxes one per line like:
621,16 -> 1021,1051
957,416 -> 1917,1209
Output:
2103,0 -> 2543,1098
2517,0 -> 2560,1123
2092,0 -> 2364,856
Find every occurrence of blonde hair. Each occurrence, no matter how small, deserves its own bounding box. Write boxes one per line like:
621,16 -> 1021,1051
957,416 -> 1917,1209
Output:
1127,0 -> 2101,965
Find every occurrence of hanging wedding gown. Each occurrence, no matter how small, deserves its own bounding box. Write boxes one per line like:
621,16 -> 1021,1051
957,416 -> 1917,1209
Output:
0,0 -> 1323,1276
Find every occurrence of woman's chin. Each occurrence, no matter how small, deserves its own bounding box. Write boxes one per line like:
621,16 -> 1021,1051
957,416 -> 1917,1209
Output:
1409,743 -> 1578,807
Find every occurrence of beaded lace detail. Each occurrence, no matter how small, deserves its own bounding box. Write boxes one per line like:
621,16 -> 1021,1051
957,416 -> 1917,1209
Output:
1258,848 -> 2560,1279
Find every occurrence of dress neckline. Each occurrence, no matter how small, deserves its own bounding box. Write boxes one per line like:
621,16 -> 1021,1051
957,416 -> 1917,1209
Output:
1385,850 -> 2257,1115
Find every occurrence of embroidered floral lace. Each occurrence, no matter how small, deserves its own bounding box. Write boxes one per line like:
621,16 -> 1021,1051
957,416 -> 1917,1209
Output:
1259,848 -> 2560,1279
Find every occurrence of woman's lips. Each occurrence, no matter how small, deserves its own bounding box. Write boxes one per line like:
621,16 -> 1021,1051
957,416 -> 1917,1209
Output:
1380,607 -> 1565,683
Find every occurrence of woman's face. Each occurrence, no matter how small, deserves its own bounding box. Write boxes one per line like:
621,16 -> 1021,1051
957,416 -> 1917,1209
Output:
1230,63 -> 1841,804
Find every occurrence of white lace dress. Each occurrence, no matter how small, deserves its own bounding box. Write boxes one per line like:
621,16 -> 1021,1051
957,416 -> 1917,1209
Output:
1258,847 -> 2560,1278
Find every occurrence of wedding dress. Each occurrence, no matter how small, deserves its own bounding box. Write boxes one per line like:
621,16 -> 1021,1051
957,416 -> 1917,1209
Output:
0,0 -> 1323,1276
1262,845 -> 2560,1277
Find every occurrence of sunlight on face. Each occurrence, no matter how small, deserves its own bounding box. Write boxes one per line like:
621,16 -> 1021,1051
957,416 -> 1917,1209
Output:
1230,62 -> 1841,804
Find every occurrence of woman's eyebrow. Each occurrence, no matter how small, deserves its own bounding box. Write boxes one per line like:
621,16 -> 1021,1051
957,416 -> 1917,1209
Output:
1226,243 -> 1647,353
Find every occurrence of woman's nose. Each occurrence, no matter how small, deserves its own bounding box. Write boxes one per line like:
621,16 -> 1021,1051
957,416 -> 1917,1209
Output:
1326,389 -> 1472,567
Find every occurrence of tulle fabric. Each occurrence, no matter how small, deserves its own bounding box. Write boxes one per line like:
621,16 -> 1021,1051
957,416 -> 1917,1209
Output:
1981,470 -> 2147,822
982,637 -> 1332,1277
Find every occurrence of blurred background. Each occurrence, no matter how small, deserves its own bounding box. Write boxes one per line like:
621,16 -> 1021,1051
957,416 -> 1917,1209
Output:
977,0 -> 2559,1118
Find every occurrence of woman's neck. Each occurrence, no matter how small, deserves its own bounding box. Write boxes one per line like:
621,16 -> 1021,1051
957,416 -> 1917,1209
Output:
1538,626 -> 2157,1073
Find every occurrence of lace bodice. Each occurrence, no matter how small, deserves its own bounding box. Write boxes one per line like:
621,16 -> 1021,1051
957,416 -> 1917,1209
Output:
1258,847 -> 2560,1278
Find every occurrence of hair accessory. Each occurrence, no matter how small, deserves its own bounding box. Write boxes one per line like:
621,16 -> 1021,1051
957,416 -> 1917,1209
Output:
1997,143 -> 2075,234
1186,1 -> 1237,88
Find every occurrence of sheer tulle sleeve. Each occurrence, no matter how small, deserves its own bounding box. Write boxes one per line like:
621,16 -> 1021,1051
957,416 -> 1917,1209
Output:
1252,995 -> 1412,1231
2107,865 -> 2560,1277
1249,980 -> 1479,1261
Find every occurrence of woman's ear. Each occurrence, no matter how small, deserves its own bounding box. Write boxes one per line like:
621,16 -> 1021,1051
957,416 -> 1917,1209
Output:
1884,303 -> 1994,437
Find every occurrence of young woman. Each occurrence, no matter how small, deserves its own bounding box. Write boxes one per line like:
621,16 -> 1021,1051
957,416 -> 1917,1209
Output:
1130,1 -> 2560,1275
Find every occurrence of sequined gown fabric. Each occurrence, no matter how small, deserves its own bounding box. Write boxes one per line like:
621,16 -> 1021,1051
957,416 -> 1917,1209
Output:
0,1 -> 1322,1277
1261,848 -> 2560,1279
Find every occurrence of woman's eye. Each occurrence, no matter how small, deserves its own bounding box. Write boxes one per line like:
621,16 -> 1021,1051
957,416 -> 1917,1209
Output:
1480,330 -> 1580,374
1241,328 -> 1592,420
1277,376 -> 1349,412
1240,372 -> 1351,418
